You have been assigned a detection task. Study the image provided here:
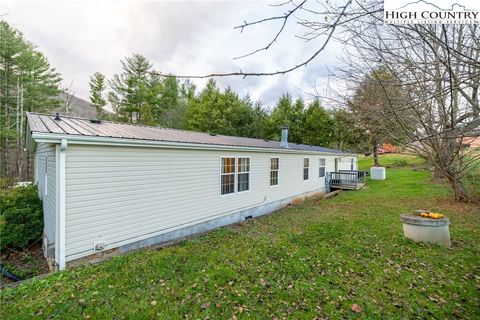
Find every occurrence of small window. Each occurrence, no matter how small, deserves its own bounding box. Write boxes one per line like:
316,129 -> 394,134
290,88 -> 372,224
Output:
221,157 -> 235,195
319,158 -> 326,178
270,158 -> 279,186
351,158 -> 355,170
237,158 -> 250,192
303,158 -> 309,180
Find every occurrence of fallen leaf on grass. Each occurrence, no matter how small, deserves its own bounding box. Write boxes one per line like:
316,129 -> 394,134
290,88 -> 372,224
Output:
151,300 -> 157,306
351,303 -> 362,313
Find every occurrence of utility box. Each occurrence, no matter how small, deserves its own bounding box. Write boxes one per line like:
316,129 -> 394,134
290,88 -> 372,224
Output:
370,166 -> 386,180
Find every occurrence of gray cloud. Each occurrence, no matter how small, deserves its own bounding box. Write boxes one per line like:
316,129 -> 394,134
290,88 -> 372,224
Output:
1,0 -> 342,106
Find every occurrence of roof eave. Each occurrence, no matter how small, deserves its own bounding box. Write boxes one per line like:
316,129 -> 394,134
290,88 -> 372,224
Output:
31,132 -> 355,156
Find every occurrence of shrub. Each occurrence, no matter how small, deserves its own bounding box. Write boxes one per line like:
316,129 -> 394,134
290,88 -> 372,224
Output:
393,159 -> 408,167
0,184 -> 43,251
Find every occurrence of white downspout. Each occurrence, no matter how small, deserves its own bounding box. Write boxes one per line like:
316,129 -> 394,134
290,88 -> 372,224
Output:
58,139 -> 67,270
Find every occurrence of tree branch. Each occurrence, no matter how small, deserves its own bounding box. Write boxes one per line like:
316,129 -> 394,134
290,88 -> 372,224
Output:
155,0 -> 352,79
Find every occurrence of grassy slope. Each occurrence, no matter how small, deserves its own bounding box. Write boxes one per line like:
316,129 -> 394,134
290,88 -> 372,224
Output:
1,155 -> 479,319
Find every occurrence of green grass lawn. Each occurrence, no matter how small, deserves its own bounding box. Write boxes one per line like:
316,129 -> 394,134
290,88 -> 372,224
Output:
1,155 -> 479,319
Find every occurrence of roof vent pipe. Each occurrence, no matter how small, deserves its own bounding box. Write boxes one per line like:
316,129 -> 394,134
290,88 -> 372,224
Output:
280,124 -> 289,148
54,113 -> 61,121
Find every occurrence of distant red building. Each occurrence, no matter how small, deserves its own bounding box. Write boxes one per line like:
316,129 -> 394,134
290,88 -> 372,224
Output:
381,143 -> 398,153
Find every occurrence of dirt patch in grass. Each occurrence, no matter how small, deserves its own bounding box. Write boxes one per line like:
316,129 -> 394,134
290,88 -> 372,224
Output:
0,243 -> 50,286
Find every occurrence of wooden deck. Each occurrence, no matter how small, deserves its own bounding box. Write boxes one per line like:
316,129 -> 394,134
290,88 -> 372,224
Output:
329,170 -> 367,190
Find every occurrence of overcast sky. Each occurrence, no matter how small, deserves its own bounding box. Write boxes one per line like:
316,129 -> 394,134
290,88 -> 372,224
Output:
1,0 -> 343,107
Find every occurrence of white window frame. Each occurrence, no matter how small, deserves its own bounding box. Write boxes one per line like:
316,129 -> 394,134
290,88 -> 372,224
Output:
220,157 -> 236,196
237,157 -> 250,193
270,157 -> 279,187
303,158 -> 309,181
220,156 -> 251,196
319,158 -> 326,178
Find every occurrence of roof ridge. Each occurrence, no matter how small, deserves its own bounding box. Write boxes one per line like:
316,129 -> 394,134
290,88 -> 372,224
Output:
26,112 -> 280,143
25,112 -> 350,154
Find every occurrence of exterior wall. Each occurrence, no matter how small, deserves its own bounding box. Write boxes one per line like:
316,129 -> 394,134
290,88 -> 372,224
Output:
64,144 -> 355,262
35,143 -> 57,250
336,156 -> 358,171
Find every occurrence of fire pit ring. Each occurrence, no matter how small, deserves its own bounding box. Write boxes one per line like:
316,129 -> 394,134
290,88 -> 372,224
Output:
401,214 -> 451,247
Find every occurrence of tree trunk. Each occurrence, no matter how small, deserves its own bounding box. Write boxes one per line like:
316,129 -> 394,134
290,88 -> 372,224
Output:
432,167 -> 444,180
373,142 -> 380,166
445,172 -> 469,202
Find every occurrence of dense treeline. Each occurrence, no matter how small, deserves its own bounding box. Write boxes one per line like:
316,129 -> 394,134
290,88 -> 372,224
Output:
0,21 -> 62,181
92,54 -> 367,151
0,21 -> 372,185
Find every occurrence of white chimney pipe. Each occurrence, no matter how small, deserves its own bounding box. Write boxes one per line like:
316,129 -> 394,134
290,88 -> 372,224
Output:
280,125 -> 289,148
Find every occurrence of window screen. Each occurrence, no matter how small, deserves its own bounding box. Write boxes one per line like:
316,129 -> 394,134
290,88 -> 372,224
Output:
237,158 -> 250,192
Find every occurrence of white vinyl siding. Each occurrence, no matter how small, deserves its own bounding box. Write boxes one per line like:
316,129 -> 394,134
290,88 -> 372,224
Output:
335,157 -> 357,171
35,143 -> 56,245
64,145 -> 336,261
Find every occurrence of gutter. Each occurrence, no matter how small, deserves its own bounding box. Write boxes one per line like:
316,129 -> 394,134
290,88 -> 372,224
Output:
31,132 -> 356,157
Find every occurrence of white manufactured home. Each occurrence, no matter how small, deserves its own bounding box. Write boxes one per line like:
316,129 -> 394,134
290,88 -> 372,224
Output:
26,113 -> 358,270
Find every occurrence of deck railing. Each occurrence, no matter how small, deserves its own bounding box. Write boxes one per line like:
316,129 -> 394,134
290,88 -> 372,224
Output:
330,170 -> 367,189
338,170 -> 367,183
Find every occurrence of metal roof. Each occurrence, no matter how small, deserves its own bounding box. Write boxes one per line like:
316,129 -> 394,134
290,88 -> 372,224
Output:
26,112 -> 348,154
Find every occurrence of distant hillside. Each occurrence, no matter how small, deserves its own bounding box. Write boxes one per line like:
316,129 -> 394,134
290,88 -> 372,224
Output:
54,92 -> 111,119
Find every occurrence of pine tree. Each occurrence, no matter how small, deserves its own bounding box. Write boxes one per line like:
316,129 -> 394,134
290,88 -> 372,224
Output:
88,72 -> 107,118
266,93 -> 305,144
302,99 -> 334,147
0,21 -> 61,180
108,54 -> 162,124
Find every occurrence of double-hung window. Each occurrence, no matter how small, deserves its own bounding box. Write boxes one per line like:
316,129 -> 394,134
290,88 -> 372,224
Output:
221,157 -> 250,195
237,158 -> 250,192
221,158 -> 235,195
270,158 -> 279,186
303,158 -> 309,180
319,158 -> 326,178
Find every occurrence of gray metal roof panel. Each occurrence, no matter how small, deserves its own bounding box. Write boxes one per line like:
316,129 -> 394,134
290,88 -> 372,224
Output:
26,112 -> 348,154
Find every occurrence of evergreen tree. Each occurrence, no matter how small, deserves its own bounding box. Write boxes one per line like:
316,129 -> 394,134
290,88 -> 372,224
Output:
266,93 -> 305,144
88,72 -> 107,117
302,99 -> 333,147
161,80 -> 195,129
0,21 -> 61,180
184,79 -> 255,136
330,109 -> 364,151
108,54 -> 162,124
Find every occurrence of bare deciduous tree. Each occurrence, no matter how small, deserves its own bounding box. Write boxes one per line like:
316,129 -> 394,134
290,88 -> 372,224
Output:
339,17 -> 479,201
154,0 -> 478,200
